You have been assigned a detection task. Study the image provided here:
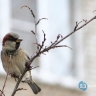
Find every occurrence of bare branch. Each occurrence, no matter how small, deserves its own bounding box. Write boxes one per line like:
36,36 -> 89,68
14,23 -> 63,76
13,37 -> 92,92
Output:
50,34 -> 62,47
11,65 -> 38,96
1,73 -> 8,94
0,90 -> 5,96
33,43 -> 42,48
38,30 -> 46,51
16,88 -> 27,92
11,67 -> 28,96
0,55 -> 12,96
32,66 -> 39,70
21,5 -> 39,50
11,6 -> 96,96
74,21 -> 82,31
31,30 -> 35,35
30,16 -> 96,62
36,18 -> 48,26
83,19 -> 87,23
21,5 -> 35,18
52,45 -> 73,50
54,16 -> 96,46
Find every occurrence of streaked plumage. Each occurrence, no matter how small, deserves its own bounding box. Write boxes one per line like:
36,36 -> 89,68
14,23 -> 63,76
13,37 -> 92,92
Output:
1,32 -> 41,94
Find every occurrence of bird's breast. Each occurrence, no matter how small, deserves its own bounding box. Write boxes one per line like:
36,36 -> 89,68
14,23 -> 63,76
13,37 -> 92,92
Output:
1,52 -> 25,77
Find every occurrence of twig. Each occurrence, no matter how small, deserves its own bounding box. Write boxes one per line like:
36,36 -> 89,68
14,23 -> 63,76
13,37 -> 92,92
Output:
31,16 -> 96,58
52,45 -> 73,50
54,16 -> 96,46
1,73 -> 8,96
31,30 -> 35,35
21,5 -> 38,50
0,90 -> 5,96
39,30 -> 46,51
74,21 -> 82,31
21,6 -> 48,51
36,18 -> 48,25
16,88 -> 27,92
32,66 -> 39,70
50,34 -> 61,47
0,55 -> 12,96
11,68 -> 28,96
21,6 -> 35,18
83,19 -> 87,23
11,65 -> 39,96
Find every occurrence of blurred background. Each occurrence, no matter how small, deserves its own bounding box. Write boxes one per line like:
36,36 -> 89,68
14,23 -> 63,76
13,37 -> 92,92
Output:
0,0 -> 96,96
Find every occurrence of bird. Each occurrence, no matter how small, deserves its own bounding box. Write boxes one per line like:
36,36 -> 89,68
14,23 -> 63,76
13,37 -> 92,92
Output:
1,32 -> 41,94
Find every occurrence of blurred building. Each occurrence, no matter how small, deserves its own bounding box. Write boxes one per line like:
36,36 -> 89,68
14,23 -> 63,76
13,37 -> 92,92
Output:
0,0 -> 96,96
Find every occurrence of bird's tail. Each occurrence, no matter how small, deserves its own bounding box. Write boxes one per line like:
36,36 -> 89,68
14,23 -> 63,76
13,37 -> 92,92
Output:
27,81 -> 41,94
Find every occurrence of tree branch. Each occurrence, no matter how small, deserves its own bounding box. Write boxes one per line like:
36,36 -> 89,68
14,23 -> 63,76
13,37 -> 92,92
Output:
0,6 -> 92,96
10,6 -> 96,96
11,68 -> 27,96
21,5 -> 39,50
54,16 -> 96,46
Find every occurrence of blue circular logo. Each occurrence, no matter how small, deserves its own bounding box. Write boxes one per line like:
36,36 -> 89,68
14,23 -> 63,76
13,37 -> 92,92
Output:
78,81 -> 87,91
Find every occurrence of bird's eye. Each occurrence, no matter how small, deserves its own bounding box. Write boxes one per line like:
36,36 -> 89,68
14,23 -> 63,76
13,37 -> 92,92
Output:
9,38 -> 17,41
9,38 -> 12,40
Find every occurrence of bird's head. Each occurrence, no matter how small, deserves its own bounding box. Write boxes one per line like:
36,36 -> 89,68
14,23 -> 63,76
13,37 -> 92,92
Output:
2,32 -> 22,51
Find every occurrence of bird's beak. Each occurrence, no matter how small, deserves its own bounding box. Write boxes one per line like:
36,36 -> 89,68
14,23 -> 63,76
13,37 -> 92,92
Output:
16,39 -> 22,43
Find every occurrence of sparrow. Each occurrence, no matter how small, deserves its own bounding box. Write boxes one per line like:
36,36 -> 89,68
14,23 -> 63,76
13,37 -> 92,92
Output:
1,32 -> 41,94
